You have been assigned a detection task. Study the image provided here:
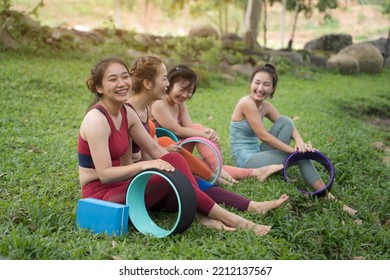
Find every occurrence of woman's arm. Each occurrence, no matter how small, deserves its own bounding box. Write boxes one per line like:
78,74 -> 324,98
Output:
243,100 -> 294,153
127,108 -> 168,159
152,100 -> 210,139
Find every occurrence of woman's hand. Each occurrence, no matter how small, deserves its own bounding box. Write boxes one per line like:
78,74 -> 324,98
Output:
142,159 -> 175,172
205,128 -> 220,144
294,142 -> 315,153
165,144 -> 183,153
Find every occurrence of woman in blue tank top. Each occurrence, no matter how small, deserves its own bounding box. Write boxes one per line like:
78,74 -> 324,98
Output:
229,64 -> 357,215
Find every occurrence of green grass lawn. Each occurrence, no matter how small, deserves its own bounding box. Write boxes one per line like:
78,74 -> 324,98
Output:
0,49 -> 389,260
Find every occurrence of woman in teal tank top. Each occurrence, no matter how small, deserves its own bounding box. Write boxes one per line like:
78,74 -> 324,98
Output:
229,64 -> 357,215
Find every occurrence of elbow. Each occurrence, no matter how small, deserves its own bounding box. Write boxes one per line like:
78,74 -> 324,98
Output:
99,176 -> 113,185
98,170 -> 117,184
258,134 -> 269,142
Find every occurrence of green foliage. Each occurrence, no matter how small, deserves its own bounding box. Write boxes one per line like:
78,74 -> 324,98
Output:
0,49 -> 389,260
161,36 -> 223,68
0,0 -> 11,12
269,0 -> 339,18
382,0 -> 390,14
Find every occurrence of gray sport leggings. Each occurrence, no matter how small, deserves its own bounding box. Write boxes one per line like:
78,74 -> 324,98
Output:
243,116 -> 321,186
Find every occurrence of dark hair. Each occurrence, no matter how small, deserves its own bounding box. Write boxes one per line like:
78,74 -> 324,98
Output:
249,63 -> 278,98
129,55 -> 163,93
167,64 -> 197,98
86,57 -> 129,109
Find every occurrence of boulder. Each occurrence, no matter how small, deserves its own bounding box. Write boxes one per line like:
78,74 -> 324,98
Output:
365,37 -> 390,57
338,43 -> 384,73
221,32 -> 242,49
304,34 -> 353,53
188,24 -> 219,39
326,54 -> 360,74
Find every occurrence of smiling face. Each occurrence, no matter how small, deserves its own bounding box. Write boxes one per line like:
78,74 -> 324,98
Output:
168,79 -> 195,104
249,71 -> 274,103
97,62 -> 131,104
151,63 -> 169,100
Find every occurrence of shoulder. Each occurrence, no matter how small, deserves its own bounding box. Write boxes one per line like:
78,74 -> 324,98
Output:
262,101 -> 277,112
83,108 -> 108,126
152,99 -> 166,109
80,108 -> 110,139
126,105 -> 140,124
238,95 -> 256,110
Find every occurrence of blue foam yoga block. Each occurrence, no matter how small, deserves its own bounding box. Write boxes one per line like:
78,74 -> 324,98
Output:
75,198 -> 129,236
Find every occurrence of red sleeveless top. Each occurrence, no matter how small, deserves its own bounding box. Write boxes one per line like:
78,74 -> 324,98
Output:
78,104 -> 128,168
124,102 -> 151,153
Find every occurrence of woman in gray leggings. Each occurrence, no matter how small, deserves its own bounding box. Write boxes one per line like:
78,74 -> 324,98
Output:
229,64 -> 357,215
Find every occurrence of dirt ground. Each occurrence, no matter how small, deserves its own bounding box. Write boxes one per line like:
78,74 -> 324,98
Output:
11,1 -> 390,49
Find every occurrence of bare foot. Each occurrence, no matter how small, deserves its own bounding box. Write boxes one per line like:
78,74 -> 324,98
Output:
252,164 -> 284,182
248,194 -> 289,214
343,204 -> 358,215
216,176 -> 235,187
197,215 -> 237,232
216,168 -> 239,185
253,224 -> 272,236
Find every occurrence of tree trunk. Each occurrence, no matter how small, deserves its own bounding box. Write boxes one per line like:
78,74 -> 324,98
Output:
280,0 -> 286,49
288,1 -> 300,50
244,0 -> 262,49
263,0 -> 267,48
114,0 -> 121,28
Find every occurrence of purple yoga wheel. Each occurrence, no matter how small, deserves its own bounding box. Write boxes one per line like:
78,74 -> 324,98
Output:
283,150 -> 335,197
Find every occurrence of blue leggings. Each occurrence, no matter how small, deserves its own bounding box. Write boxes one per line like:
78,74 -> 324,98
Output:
243,116 -> 321,186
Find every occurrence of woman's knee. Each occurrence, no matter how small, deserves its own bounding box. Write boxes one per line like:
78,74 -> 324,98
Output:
277,115 -> 294,129
158,136 -> 175,147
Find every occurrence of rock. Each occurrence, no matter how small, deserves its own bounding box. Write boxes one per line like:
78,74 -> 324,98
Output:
338,43 -> 384,73
365,37 -> 390,56
384,57 -> 390,68
0,29 -> 20,49
221,32 -> 243,49
304,34 -> 353,53
371,141 -> 386,152
188,24 -> 219,39
127,49 -> 144,60
229,64 -> 254,77
327,54 -> 360,74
